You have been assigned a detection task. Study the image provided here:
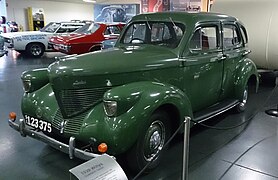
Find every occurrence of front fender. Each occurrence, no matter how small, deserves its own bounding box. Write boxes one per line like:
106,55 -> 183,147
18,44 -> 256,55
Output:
235,58 -> 259,99
21,68 -> 49,93
81,81 -> 193,154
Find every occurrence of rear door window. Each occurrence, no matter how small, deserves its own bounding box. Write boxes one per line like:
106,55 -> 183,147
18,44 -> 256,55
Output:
223,24 -> 242,49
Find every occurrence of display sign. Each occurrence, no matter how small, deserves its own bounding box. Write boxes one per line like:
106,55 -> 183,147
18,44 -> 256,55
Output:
69,155 -> 128,180
94,4 -> 139,23
170,0 -> 201,12
141,0 -> 170,13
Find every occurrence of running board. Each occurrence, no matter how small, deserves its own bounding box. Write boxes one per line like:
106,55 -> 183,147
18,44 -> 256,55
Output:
193,100 -> 240,123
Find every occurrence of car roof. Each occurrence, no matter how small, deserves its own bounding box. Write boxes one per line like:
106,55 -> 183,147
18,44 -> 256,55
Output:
96,22 -> 126,26
132,12 -> 237,24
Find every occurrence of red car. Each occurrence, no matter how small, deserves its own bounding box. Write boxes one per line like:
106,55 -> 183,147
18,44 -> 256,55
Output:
48,22 -> 125,54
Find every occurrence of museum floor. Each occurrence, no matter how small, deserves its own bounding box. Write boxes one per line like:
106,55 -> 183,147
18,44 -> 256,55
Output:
1,50 -> 278,180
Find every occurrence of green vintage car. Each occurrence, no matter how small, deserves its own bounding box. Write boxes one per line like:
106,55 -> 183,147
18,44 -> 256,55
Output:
9,12 -> 259,172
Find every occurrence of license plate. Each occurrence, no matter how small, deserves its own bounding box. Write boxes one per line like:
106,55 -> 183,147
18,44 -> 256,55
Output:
53,45 -> 60,51
24,115 -> 52,133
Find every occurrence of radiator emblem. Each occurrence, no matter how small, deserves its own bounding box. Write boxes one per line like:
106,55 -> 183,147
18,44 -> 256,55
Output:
59,120 -> 67,134
106,79 -> 112,86
73,80 -> 87,86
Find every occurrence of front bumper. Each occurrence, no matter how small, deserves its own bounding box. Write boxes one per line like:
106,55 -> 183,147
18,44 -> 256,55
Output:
8,118 -> 111,161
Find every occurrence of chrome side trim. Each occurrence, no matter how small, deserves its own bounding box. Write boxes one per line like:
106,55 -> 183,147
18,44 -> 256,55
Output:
198,101 -> 240,124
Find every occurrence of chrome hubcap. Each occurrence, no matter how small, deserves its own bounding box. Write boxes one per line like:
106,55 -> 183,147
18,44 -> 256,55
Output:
143,120 -> 165,162
31,45 -> 42,56
150,131 -> 161,150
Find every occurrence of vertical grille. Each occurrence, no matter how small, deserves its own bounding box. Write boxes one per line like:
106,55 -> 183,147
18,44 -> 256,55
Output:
57,87 -> 111,117
52,109 -> 87,135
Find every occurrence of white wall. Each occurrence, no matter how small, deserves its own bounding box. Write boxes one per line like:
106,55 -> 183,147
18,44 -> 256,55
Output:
0,0 -> 7,17
6,0 -> 94,31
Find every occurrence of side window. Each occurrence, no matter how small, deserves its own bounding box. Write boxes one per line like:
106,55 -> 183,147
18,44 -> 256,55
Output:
223,24 -> 241,48
189,26 -> 218,51
56,27 -> 67,33
105,26 -> 121,35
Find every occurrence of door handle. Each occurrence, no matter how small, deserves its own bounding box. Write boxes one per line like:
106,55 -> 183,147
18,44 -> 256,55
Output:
217,55 -> 227,61
242,50 -> 251,56
220,56 -> 227,60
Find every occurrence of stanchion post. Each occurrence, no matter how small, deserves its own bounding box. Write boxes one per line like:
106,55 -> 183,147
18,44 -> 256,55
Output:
182,116 -> 191,180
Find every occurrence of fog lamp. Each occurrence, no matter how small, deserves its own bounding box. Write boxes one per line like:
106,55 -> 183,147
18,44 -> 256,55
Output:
9,112 -> 16,122
103,100 -> 117,117
98,143 -> 108,153
22,79 -> 31,92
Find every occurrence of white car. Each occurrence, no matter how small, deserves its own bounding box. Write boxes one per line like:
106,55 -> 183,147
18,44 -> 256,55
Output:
0,35 -> 8,57
1,21 -> 86,58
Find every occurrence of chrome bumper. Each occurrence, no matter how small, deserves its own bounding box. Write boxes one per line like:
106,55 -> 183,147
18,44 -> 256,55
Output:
8,119 -> 107,161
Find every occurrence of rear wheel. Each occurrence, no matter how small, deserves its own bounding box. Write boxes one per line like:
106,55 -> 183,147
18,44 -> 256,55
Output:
126,111 -> 171,173
26,43 -> 45,58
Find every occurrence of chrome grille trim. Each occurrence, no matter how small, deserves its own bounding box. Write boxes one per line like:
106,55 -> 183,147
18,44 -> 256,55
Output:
57,87 -> 111,117
52,109 -> 87,135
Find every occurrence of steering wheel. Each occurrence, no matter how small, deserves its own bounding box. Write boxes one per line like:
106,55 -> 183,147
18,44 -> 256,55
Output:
130,38 -> 144,43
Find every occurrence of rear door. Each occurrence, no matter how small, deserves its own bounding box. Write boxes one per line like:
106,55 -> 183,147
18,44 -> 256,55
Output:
219,21 -> 246,100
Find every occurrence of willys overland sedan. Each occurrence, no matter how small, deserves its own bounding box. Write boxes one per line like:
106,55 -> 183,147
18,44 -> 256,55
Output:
48,22 -> 125,55
9,12 -> 259,172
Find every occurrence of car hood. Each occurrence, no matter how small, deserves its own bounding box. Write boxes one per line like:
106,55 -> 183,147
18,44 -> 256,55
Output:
49,45 -> 178,75
50,33 -> 86,44
1,31 -> 51,38
48,45 -> 179,88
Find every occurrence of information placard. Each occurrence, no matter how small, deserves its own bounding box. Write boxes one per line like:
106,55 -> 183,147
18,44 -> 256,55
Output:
69,154 -> 128,180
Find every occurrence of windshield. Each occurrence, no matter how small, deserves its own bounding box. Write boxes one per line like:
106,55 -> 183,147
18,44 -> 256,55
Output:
121,21 -> 185,48
40,22 -> 61,33
74,23 -> 100,34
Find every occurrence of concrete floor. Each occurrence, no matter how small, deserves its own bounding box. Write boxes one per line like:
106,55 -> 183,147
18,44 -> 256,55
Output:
1,50 -> 278,179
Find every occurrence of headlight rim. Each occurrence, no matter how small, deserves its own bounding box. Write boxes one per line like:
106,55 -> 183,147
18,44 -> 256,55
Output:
22,79 -> 31,93
103,100 -> 117,117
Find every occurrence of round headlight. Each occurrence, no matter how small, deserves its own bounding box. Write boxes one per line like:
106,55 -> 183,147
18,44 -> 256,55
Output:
103,100 -> 117,117
22,80 -> 31,92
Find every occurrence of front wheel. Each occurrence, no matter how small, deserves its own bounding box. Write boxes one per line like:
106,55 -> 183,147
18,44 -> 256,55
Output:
126,111 -> 171,173
26,43 -> 45,58
235,85 -> 248,112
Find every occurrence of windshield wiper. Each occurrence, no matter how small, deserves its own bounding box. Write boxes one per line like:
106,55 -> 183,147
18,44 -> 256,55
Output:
169,17 -> 177,29
145,16 -> 151,31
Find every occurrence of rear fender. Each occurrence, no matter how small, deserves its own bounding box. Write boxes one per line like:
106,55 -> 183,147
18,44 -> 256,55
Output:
234,58 -> 259,99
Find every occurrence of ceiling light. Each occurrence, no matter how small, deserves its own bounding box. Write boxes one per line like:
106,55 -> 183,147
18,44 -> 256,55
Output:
83,0 -> 96,3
